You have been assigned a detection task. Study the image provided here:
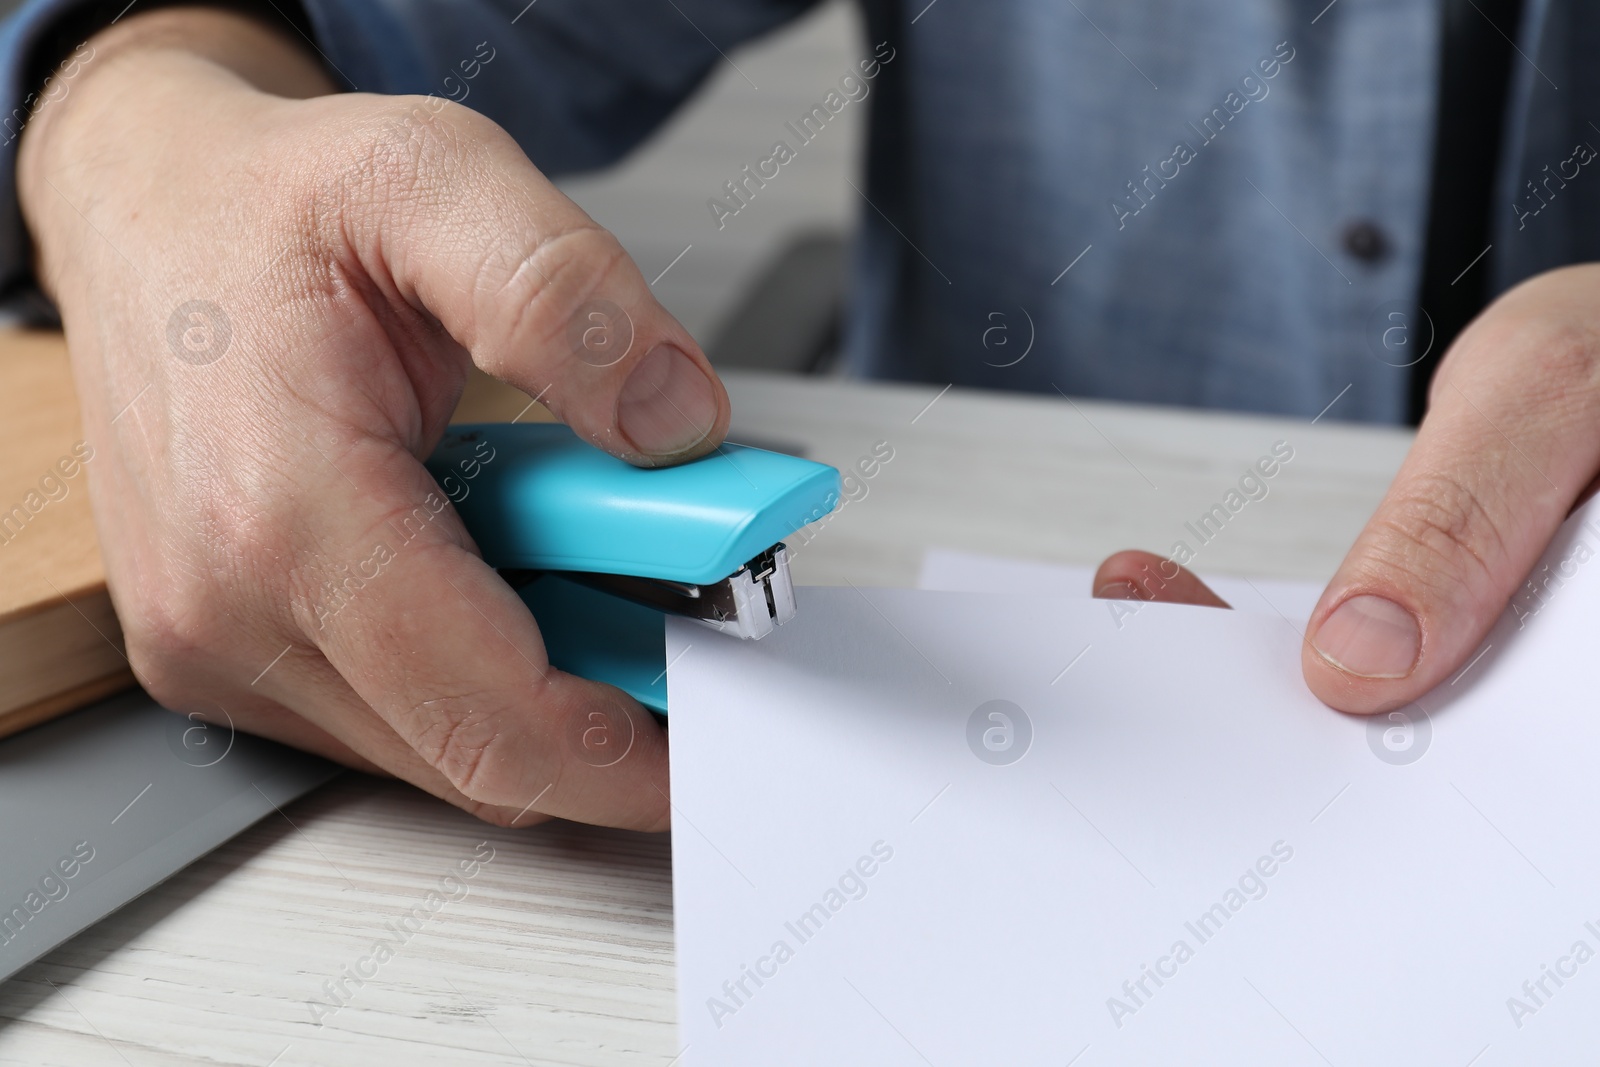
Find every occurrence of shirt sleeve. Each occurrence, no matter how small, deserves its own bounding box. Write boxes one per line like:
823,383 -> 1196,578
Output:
0,0 -> 818,298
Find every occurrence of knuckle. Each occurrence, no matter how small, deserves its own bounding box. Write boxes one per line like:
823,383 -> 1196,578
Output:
395,93 -> 507,152
1438,297 -> 1600,411
306,96 -> 503,246
369,101 -> 471,192
1520,320 -> 1600,406
409,694 -> 525,802
479,224 -> 632,372
119,578 -> 220,709
1367,471 -> 1506,591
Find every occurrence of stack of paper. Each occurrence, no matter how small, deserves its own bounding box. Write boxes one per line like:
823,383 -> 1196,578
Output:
669,503 -> 1600,1063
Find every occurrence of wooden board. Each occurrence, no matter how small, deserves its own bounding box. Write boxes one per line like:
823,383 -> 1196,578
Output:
0,330 -> 544,738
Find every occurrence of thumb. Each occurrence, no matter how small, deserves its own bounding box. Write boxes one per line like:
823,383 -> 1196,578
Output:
341,99 -> 729,465
1303,279 -> 1598,714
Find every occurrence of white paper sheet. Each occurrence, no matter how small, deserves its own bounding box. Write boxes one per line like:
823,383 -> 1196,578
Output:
670,501 -> 1600,1063
918,547 -> 1325,622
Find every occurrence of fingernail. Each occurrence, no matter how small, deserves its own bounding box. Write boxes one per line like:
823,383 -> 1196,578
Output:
1094,581 -> 1142,601
617,343 -> 718,457
1310,594 -> 1421,679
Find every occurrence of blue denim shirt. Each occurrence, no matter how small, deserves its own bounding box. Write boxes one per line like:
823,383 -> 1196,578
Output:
0,0 -> 1595,423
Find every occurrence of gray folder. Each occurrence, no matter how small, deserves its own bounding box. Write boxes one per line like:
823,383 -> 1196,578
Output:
0,690 -> 339,982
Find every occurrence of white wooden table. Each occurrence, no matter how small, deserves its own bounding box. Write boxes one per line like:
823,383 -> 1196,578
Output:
0,373 -> 1414,1066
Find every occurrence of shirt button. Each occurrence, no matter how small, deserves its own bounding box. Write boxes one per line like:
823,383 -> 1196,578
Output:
1341,219 -> 1390,263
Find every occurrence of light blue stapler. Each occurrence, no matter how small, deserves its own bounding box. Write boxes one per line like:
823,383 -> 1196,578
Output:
426,424 -> 840,713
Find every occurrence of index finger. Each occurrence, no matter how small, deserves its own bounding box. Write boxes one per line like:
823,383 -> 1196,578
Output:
296,437 -> 669,830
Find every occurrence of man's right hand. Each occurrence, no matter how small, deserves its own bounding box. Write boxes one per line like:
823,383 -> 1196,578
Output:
18,7 -> 729,829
